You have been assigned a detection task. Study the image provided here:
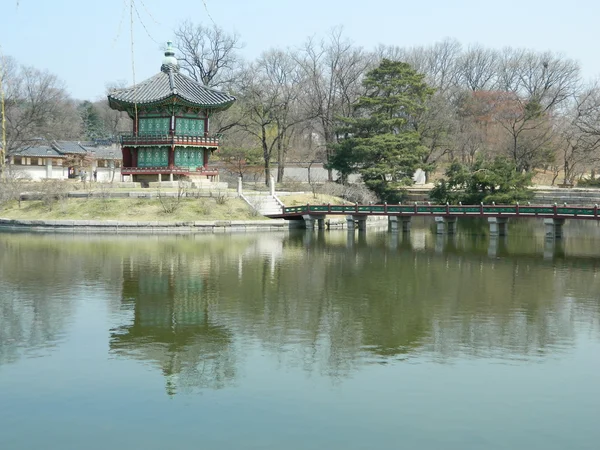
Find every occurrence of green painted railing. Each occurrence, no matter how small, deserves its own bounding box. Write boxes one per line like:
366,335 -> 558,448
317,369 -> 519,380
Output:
278,204 -> 600,219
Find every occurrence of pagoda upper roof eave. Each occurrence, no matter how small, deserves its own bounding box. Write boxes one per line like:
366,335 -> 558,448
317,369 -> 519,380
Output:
108,94 -> 236,113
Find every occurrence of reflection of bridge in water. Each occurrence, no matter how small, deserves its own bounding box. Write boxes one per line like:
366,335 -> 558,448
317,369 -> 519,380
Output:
272,203 -> 600,239
294,226 -> 600,266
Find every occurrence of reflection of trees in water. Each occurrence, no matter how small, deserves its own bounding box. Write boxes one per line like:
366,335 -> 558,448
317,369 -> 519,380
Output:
3,229 -> 600,390
0,234 -> 123,366
110,255 -> 236,395
206,230 -> 600,371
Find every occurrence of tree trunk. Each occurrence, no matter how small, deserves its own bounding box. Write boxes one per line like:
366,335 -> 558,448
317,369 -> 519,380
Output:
261,126 -> 271,186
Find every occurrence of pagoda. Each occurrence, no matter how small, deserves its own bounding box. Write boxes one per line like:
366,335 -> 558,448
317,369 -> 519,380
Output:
108,42 -> 235,183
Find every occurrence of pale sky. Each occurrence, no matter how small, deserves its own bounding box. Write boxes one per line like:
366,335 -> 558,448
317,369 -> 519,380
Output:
1,0 -> 598,100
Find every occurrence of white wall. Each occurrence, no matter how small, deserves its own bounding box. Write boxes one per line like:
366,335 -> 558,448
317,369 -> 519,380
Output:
8,165 -> 122,182
8,165 -> 67,181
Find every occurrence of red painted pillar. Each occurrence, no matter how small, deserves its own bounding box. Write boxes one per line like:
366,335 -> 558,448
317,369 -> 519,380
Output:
169,145 -> 175,168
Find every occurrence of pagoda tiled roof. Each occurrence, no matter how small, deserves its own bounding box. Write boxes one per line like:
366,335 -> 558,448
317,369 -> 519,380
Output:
107,68 -> 236,110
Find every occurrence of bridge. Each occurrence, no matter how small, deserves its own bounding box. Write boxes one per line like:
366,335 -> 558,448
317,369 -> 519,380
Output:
267,203 -> 600,238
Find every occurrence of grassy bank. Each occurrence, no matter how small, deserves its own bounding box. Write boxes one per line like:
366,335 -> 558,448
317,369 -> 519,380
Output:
0,197 -> 265,221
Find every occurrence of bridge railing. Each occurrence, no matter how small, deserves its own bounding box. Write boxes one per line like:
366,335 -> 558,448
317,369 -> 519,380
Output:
281,203 -> 600,218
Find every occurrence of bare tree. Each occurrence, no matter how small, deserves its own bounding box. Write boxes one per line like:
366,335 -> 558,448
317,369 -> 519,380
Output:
574,82 -> 600,138
489,50 -> 581,171
174,21 -> 243,88
556,119 -> 600,185
456,45 -> 499,91
2,57 -> 81,156
296,28 -> 371,180
413,93 -> 456,178
100,81 -> 132,140
554,83 -> 600,183
379,39 -> 462,94
425,38 -> 462,94
236,50 -> 307,184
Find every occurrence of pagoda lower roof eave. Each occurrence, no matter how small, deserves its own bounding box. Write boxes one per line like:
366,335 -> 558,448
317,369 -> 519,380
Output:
123,143 -> 219,149
121,167 -> 218,176
120,134 -> 220,148
108,96 -> 235,112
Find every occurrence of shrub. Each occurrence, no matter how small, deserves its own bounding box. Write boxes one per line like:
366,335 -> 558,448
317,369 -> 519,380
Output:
319,182 -> 377,204
430,157 -> 534,205
157,181 -> 187,214
577,177 -> 600,188
39,180 -> 70,211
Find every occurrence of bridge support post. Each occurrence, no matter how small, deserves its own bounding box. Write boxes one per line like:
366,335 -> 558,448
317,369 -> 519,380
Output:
435,216 -> 456,234
388,216 -> 411,233
544,218 -> 565,239
488,236 -> 507,258
169,173 -> 174,182
346,215 -> 356,230
544,237 -> 565,260
302,214 -> 322,230
488,217 -> 508,236
357,216 -> 367,231
346,215 -> 367,231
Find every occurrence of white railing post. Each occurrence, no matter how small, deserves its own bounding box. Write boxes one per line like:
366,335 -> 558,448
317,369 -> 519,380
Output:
269,175 -> 275,196
237,176 -> 243,196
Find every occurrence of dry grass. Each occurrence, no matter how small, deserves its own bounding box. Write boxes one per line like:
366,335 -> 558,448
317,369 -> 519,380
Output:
0,197 -> 266,221
280,193 -> 350,206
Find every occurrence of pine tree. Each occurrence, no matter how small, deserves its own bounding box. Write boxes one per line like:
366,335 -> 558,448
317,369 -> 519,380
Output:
328,59 -> 434,202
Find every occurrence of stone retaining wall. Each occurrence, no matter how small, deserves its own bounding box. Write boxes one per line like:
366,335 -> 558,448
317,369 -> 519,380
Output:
19,190 -> 238,201
405,188 -> 600,205
533,190 -> 600,205
0,218 -> 287,234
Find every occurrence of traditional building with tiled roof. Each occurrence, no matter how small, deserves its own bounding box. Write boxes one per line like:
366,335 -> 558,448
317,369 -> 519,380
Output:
108,41 -> 236,182
8,140 -> 121,181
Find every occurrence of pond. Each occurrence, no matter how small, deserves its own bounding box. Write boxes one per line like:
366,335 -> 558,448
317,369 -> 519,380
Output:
1,219 -> 599,449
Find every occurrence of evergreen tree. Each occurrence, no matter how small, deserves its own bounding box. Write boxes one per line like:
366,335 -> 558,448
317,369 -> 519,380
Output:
327,59 -> 434,202
78,101 -> 105,140
429,156 -> 534,205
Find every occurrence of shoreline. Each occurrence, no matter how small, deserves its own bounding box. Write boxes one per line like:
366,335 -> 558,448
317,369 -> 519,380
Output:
0,217 -> 290,234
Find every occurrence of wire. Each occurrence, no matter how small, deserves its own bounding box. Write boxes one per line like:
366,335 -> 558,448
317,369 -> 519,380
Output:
132,0 -> 159,44
112,0 -> 128,47
130,1 -> 138,129
201,0 -> 217,26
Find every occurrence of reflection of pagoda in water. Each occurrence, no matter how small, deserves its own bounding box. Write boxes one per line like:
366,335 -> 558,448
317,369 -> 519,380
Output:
110,256 -> 236,395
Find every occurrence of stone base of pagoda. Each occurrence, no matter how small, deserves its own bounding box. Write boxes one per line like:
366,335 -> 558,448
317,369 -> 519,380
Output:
121,167 -> 219,183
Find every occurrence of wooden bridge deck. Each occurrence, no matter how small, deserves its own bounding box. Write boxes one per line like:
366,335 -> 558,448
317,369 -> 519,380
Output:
268,203 -> 600,221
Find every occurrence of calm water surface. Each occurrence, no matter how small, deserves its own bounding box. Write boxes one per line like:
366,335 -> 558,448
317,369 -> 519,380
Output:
1,219 -> 600,450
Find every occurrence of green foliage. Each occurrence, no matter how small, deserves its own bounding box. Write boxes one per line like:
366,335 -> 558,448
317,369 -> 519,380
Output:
78,101 -> 105,140
430,156 -> 534,205
327,59 -> 434,202
577,177 -> 600,188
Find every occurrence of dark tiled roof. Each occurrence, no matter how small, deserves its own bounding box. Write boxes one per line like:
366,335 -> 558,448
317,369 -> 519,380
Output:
13,145 -> 65,158
53,141 -> 88,154
12,141 -> 122,160
81,143 -> 121,160
107,68 -> 236,109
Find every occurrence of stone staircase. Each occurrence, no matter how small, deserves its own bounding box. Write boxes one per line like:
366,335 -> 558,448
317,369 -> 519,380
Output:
243,192 -> 284,216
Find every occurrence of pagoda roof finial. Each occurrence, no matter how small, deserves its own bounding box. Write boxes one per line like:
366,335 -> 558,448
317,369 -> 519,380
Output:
161,41 -> 179,73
